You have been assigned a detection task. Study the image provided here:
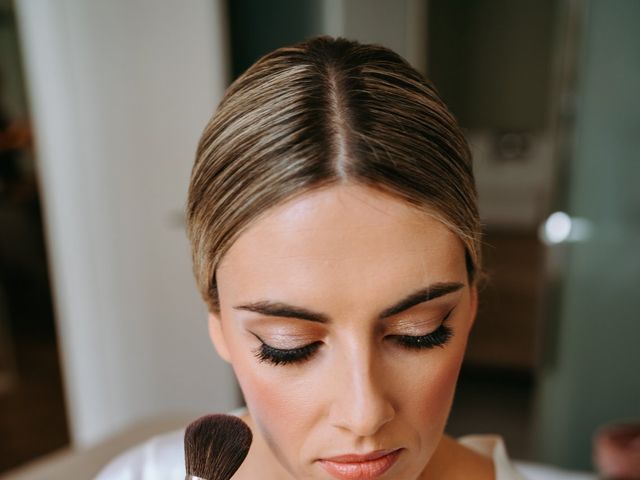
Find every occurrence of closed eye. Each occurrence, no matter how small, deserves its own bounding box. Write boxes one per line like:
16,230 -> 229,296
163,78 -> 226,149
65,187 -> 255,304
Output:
253,340 -> 321,366
388,323 -> 454,349
387,306 -> 456,350
251,307 -> 455,366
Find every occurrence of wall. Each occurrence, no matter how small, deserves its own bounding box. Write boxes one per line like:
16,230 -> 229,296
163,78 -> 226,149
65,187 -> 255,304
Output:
227,0 -> 325,78
328,0 -> 427,74
226,0 -> 425,80
0,6 -> 28,119
15,0 -> 238,447
534,0 -> 640,469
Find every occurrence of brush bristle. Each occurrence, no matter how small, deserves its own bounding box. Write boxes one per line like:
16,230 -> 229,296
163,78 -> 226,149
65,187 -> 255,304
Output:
184,413 -> 253,480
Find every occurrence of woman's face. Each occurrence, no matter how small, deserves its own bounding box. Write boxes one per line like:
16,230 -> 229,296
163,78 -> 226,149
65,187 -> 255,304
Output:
209,184 -> 477,479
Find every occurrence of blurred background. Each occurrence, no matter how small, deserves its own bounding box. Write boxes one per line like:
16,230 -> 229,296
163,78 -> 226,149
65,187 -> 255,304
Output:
0,0 -> 638,478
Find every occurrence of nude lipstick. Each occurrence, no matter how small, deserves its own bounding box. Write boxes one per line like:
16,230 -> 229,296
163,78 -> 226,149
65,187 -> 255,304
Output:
318,448 -> 402,479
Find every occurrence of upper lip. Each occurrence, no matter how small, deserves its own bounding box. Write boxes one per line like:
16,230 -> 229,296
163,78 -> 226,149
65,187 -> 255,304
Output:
321,449 -> 400,463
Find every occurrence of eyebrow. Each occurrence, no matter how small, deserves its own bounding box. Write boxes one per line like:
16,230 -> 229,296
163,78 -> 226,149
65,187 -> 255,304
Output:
233,282 -> 465,323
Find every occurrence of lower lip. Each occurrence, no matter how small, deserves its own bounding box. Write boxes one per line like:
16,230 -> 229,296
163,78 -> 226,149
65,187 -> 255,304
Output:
318,450 -> 402,480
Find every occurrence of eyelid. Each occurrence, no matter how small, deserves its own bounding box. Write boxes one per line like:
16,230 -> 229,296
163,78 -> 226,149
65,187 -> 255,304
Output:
252,337 -> 321,366
388,306 -> 456,335
392,323 -> 454,350
249,331 -> 319,350
389,317 -> 441,335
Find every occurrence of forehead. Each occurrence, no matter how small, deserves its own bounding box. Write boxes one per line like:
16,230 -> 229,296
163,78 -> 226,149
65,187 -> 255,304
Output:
217,184 -> 466,308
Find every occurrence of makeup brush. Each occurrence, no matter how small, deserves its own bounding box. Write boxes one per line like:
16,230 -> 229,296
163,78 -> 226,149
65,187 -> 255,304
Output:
184,413 -> 253,480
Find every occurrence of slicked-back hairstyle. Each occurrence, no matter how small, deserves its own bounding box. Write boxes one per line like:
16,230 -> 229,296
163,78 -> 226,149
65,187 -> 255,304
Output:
187,36 -> 481,314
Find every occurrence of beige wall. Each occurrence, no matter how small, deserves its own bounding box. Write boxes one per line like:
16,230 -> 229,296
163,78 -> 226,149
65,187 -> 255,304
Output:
15,0 -> 238,447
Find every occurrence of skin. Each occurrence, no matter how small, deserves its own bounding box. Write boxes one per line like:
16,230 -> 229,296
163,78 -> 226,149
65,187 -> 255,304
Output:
208,183 -> 494,479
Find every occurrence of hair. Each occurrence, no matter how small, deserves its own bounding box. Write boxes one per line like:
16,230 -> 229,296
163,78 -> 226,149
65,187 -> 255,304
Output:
186,36 -> 481,314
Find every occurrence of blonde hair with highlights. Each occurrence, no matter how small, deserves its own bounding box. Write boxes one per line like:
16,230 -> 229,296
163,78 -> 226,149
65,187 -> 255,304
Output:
187,36 -> 481,313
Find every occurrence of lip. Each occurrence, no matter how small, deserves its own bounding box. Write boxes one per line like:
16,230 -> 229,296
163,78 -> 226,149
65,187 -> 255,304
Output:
318,449 -> 402,479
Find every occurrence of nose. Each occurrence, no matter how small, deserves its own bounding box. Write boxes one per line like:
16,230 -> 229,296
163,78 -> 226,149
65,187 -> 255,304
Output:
328,347 -> 395,437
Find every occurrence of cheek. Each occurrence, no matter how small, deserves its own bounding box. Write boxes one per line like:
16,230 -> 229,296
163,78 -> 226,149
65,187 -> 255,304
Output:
411,308 -> 473,420
414,354 -> 462,416
230,349 -> 319,470
397,341 -> 466,444
239,367 -> 305,436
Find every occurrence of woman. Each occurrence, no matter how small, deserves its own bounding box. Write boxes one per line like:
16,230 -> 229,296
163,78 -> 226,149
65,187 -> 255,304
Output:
98,36 -> 526,479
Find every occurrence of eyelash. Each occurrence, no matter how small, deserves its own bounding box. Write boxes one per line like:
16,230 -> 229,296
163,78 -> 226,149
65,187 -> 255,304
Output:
252,313 -> 455,367
390,324 -> 453,350
253,342 -> 322,366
